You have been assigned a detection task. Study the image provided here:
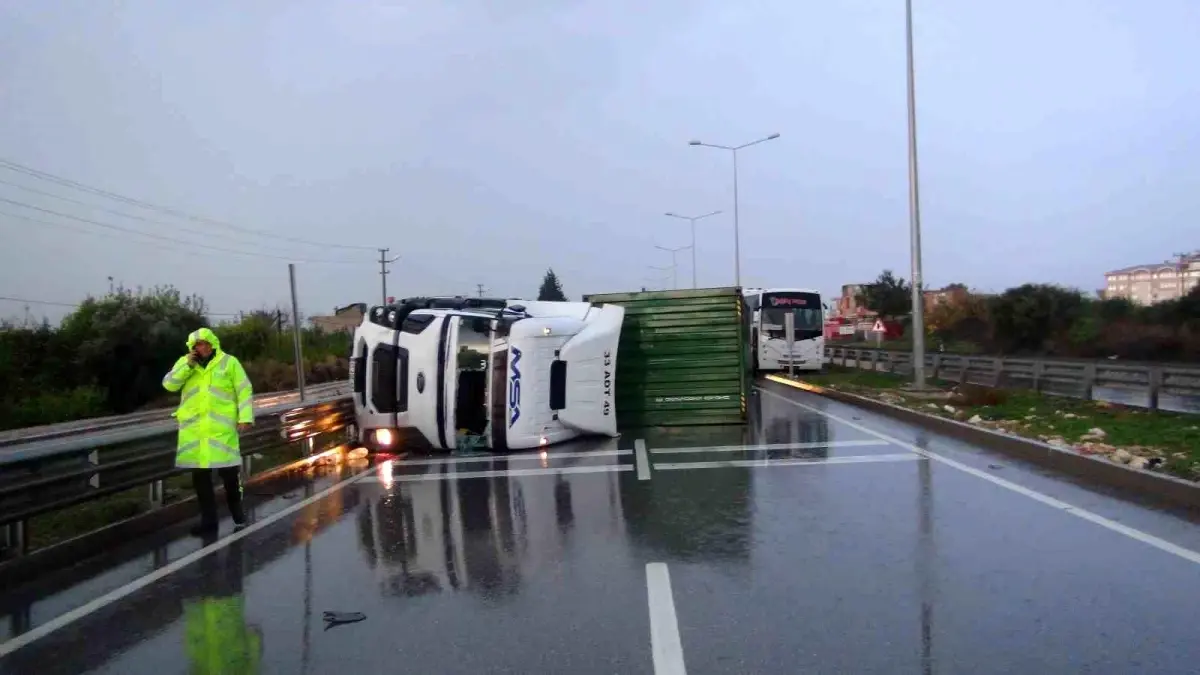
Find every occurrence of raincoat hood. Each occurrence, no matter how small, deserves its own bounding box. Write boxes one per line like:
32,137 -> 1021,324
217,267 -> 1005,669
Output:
186,327 -> 222,352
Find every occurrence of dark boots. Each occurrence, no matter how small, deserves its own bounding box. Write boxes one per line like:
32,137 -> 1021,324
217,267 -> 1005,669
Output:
191,467 -> 247,536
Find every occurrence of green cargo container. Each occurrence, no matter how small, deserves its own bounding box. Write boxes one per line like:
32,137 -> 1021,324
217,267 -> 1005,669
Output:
581,286 -> 751,427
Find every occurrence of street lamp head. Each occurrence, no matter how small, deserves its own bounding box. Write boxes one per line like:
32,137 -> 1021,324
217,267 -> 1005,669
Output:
665,212 -> 677,217
688,140 -> 702,146
767,133 -> 781,140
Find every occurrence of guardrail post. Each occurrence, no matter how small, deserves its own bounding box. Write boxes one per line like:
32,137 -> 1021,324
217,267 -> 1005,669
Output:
931,353 -> 941,381
1081,363 -> 1097,401
993,358 -> 1004,388
242,453 -> 253,477
3,520 -> 27,558
841,349 -> 849,367
870,349 -> 879,372
148,480 -> 165,510
305,436 -> 316,457
1032,361 -> 1043,393
1148,367 -> 1162,411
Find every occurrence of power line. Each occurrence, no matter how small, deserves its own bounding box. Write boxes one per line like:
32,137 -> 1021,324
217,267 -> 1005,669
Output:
0,157 -> 378,251
0,295 -> 242,316
0,197 -> 363,264
0,177 -> 347,254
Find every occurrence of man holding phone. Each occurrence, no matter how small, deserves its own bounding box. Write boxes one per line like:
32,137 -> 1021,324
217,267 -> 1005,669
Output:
162,327 -> 255,536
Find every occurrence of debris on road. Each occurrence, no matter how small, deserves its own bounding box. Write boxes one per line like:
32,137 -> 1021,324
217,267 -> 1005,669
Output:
323,611 -> 366,631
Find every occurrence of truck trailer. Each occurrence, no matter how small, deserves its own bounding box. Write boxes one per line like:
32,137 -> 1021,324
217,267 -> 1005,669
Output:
349,287 -> 750,453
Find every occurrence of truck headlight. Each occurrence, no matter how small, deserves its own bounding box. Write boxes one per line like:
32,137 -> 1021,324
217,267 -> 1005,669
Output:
374,428 -> 395,447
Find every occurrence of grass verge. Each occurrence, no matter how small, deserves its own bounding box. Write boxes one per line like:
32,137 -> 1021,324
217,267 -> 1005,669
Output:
784,366 -> 1200,481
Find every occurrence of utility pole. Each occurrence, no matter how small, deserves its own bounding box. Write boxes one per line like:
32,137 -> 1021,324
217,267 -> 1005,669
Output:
475,283 -> 487,298
1173,251 -> 1190,299
288,263 -> 307,401
378,248 -> 400,305
905,0 -> 928,389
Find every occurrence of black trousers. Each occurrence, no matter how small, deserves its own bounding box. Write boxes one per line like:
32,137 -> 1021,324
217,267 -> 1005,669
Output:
191,467 -> 246,526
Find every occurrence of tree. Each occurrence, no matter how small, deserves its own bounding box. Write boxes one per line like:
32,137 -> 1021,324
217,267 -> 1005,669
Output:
857,270 -> 912,319
537,268 -> 567,301
986,284 -> 1086,355
58,286 -> 207,413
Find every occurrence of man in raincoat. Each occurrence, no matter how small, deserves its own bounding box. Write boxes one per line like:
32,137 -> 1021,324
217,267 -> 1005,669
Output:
162,327 -> 254,536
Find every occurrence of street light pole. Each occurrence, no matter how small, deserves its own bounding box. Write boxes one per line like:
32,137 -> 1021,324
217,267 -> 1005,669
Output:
689,134 -> 780,288
647,265 -> 672,291
905,0 -> 927,389
655,244 -> 690,289
665,210 -> 721,289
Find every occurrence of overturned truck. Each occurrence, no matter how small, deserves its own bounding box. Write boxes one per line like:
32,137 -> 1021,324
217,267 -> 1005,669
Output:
350,287 -> 750,452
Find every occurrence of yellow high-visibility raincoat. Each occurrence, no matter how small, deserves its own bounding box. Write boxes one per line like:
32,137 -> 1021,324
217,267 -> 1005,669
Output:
162,328 -> 254,469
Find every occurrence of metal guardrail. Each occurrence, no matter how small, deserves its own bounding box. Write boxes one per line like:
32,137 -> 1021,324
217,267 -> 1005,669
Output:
825,347 -> 1200,411
0,381 -> 348,448
0,393 -> 355,557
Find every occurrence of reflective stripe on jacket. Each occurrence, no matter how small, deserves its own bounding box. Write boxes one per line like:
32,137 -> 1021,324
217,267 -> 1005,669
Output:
162,328 -> 254,469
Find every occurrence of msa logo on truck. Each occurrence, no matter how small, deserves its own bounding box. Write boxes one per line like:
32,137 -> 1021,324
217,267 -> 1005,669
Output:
508,346 -> 522,427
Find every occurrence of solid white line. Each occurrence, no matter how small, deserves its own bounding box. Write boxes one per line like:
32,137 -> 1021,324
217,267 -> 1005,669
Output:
381,448 -> 632,469
648,439 -> 890,455
635,439 -> 651,480
646,562 -> 687,675
0,464 -> 377,656
756,386 -> 1200,567
655,453 -> 922,472
387,464 -> 632,483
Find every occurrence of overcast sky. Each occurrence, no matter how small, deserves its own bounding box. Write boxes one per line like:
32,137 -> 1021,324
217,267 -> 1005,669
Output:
2,0 -> 1197,324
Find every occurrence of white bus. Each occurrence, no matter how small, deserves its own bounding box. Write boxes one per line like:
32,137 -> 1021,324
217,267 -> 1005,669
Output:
744,287 -> 825,373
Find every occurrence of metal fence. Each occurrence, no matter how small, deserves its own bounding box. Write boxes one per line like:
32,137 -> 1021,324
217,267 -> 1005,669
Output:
0,393 -> 355,557
0,381 -> 348,448
824,347 -> 1200,412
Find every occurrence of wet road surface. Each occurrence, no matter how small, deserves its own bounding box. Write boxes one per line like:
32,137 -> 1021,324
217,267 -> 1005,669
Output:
2,379 -> 1200,673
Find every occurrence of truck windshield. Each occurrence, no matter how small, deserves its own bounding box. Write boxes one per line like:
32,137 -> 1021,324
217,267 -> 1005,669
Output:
454,316 -> 491,435
761,292 -> 822,340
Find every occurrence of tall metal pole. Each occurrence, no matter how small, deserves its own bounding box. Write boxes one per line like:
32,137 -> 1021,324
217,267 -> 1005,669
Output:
378,248 -> 390,306
289,263 -> 307,401
655,245 -> 689,290
732,149 -> 741,288
905,0 -> 927,389
690,219 -> 697,289
665,210 -> 721,289
690,135 -> 779,289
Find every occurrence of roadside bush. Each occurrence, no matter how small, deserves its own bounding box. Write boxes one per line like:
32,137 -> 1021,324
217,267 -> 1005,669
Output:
0,288 -> 355,431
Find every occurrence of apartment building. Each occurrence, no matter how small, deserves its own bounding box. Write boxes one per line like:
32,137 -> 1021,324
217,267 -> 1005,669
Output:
310,302 -> 366,333
1104,252 -> 1200,305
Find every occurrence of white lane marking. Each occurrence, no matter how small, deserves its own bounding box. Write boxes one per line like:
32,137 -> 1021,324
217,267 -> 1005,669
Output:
646,562 -> 687,675
381,448 -> 631,469
649,439 -> 890,455
635,439 -> 651,480
383,464 -> 632,483
0,465 -> 377,656
655,453 -> 922,472
757,386 -> 1200,567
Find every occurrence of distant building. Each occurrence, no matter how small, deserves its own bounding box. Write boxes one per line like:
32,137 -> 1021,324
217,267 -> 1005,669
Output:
923,284 -> 969,313
310,303 -> 366,333
835,284 -> 875,319
1104,252 -> 1200,305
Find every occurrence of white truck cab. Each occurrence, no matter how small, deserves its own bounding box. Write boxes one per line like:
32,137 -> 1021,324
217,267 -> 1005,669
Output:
350,297 -> 623,452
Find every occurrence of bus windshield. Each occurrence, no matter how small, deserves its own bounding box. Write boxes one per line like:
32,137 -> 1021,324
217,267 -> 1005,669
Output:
760,292 -> 822,340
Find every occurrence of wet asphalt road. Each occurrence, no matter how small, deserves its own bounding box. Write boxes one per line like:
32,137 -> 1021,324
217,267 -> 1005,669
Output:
2,379 -> 1200,674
